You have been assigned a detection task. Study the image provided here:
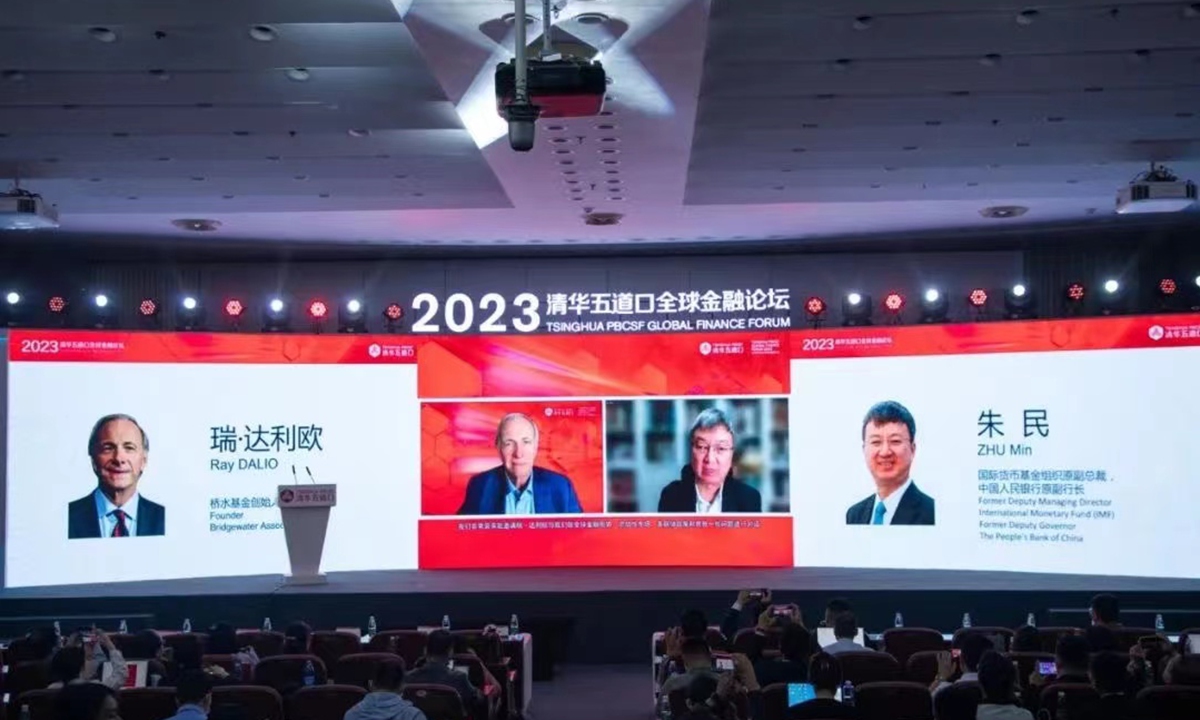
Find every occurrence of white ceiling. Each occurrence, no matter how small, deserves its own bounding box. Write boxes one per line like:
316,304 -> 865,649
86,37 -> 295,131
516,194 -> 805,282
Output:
0,0 -> 1197,246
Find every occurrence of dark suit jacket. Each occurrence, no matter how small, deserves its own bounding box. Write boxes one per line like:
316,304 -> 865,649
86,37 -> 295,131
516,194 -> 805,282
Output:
67,492 -> 166,539
405,661 -> 482,705
456,466 -> 582,515
657,466 -> 762,513
845,482 -> 935,525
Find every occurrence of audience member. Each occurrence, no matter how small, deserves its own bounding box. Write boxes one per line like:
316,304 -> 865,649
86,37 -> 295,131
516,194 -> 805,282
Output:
55,682 -> 120,720
681,674 -> 736,720
933,633 -> 992,694
661,638 -> 719,695
822,599 -> 852,628
663,610 -> 714,684
1085,625 -> 1120,653
1163,654 -> 1200,686
822,613 -> 869,655
721,591 -> 769,642
167,670 -> 213,720
130,629 -> 170,682
27,625 -> 62,660
48,630 -> 128,690
283,621 -> 312,654
1011,625 -> 1040,653
344,657 -> 427,720
405,630 -> 483,708
788,652 -> 857,720
682,609 -> 710,640
207,623 -> 260,678
1088,651 -> 1135,720
976,651 -> 1033,720
755,624 -> 810,687
933,683 -> 981,720
1089,594 -> 1121,628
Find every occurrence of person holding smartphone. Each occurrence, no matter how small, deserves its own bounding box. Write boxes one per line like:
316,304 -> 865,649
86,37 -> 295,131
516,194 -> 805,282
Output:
788,653 -> 857,719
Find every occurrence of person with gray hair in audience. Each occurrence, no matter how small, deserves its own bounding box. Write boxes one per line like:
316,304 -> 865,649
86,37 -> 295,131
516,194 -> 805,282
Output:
658,408 -> 762,513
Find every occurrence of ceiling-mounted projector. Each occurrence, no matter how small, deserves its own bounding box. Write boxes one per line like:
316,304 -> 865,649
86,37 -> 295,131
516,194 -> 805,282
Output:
1115,164 -> 1197,214
0,190 -> 59,230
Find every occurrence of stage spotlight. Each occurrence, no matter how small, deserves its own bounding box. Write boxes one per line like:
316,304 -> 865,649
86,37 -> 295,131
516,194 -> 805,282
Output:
1098,278 -> 1123,316
919,288 -> 949,323
89,293 -> 115,329
307,299 -> 328,332
1063,282 -> 1086,315
383,302 -> 404,333
5,291 -> 18,305
1003,284 -> 1035,320
1159,278 -> 1177,297
804,296 -> 827,327
223,298 -> 245,329
48,295 -> 67,313
841,292 -> 873,327
1196,275 -> 1200,288
2,290 -> 28,327
882,292 -> 906,324
1103,279 -> 1119,294
339,299 -> 367,333
263,297 -> 291,332
138,298 -> 161,329
177,296 -> 205,331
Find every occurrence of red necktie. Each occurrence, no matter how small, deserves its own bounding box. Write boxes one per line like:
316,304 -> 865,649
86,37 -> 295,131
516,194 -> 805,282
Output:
111,509 -> 129,537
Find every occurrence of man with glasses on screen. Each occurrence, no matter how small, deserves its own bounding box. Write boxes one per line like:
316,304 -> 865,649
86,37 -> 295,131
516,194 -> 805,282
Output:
457,412 -> 583,515
845,400 -> 935,526
68,413 -> 166,539
657,408 -> 762,513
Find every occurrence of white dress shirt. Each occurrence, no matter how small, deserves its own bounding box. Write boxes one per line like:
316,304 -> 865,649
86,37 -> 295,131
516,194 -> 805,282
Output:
94,488 -> 140,537
871,477 -> 912,526
695,484 -> 723,513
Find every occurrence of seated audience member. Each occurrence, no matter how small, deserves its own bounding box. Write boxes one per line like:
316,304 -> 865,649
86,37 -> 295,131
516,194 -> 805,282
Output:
283,621 -> 312,654
721,591 -> 770,642
345,657 -> 428,720
1090,593 -> 1121,628
662,609 -> 713,684
1085,625 -> 1120,653
55,682 -> 120,720
661,638 -> 720,695
1011,625 -> 1040,653
27,625 -> 63,660
976,651 -> 1033,720
130,629 -> 170,682
49,630 -> 129,690
207,623 -> 260,678
821,599 -> 852,628
1163,654 -> 1200,686
933,683 -> 982,720
1054,634 -> 1091,683
681,674 -> 738,720
1089,651 -> 1135,720
405,630 -> 484,708
168,670 -> 213,720
933,633 -> 992,694
755,623 -> 811,687
822,612 -> 870,655
788,652 -> 857,720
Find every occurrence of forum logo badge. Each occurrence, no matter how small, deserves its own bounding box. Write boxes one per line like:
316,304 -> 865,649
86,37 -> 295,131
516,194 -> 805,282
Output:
1148,325 -> 1165,341
699,341 -> 713,356
367,343 -> 383,358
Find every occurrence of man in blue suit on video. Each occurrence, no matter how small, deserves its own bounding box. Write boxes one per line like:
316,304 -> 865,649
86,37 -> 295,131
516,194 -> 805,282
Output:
457,412 -> 583,515
845,400 -> 935,526
68,413 -> 166,539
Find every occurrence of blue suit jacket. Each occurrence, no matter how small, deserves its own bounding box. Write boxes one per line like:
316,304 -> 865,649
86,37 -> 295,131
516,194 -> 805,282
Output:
67,492 -> 166,539
457,466 -> 583,515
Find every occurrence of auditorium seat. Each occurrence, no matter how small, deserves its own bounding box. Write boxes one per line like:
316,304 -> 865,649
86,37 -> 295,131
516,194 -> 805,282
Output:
951,627 -> 1013,652
212,685 -> 284,720
118,687 -> 178,720
1034,627 -> 1079,653
905,650 -> 941,684
1112,627 -> 1159,651
881,628 -> 947,668
450,630 -> 502,663
332,652 -> 404,690
3,638 -> 47,665
162,632 -> 208,657
109,633 -> 139,658
1038,682 -> 1099,718
311,631 -> 363,670
367,631 -> 428,667
403,684 -> 467,720
834,651 -> 902,684
732,628 -> 768,656
855,681 -> 935,720
14,689 -> 56,720
288,684 -> 366,720
5,661 -> 50,717
1135,684 -> 1200,720
253,654 -> 328,693
758,683 -> 789,720
237,631 -> 286,658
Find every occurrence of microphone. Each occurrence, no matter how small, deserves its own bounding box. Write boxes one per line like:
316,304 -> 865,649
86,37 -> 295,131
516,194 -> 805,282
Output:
305,466 -> 317,485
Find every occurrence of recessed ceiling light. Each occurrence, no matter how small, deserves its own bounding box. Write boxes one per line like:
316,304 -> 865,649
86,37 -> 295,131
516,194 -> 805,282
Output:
553,149 -> 573,155
966,182 -> 979,187
852,15 -> 873,30
950,90 -> 971,97
1084,86 -> 1104,93
606,179 -> 621,184
222,194 -> 235,199
562,169 -> 578,175
801,123 -> 819,129
286,68 -> 311,82
112,132 -> 129,138
869,183 -> 882,189
546,124 -> 567,131
1176,112 -> 1195,118
598,148 -> 619,155
564,179 -> 581,185
791,147 -> 806,153
1046,116 -> 1064,123
832,59 -> 853,71
609,196 -> 624,201
42,157 -> 59,163
375,153 -> 390,159
596,124 -> 617,130
266,155 -> 281,161
599,110 -> 615,116
149,69 -> 170,81
348,129 -> 370,137
89,177 -> 102,182
979,53 -> 1002,67
815,93 -> 837,100
172,218 -> 222,232
598,137 -> 620,143
549,137 -> 570,144
558,159 -> 575,165
980,205 -> 1028,219
902,145 -> 919,151
318,193 -> 331,198
1132,49 -> 1151,61
574,12 -> 609,24
601,159 -> 619,165
249,25 -> 277,42
293,174 -> 309,181
89,27 -> 118,43
156,156 -> 171,162
1066,179 -> 1080,184
1015,141 -> 1031,147
232,130 -> 251,136
924,120 -> 942,126
1185,3 -> 1200,18
190,176 -> 206,182
884,166 -> 898,172
394,174 -> 408,179
127,196 -> 138,200
411,192 -> 424,197
195,102 -> 214,109
773,185 -> 786,191
2,70 -> 26,82
605,169 -> 620,175
1015,9 -> 1039,25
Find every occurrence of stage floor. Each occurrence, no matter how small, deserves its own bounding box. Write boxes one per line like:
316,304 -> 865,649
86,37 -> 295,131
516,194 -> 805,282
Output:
3,566 -> 1198,599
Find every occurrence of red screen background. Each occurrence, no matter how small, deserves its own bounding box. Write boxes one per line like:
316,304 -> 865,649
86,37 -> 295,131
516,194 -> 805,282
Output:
420,400 -> 605,515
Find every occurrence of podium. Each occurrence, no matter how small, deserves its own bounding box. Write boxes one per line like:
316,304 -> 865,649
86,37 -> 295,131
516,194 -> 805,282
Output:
277,484 -> 337,585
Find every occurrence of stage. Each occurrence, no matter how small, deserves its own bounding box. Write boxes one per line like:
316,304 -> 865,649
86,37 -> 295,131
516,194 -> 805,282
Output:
2,568 -> 1197,665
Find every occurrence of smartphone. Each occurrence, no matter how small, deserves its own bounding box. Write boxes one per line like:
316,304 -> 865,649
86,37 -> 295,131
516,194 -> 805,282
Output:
951,649 -> 962,659
787,683 -> 816,707
1038,661 -> 1058,676
713,656 -> 735,672
748,589 -> 767,600
771,606 -> 792,617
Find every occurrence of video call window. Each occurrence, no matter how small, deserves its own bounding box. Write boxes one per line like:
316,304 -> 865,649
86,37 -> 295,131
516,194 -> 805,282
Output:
606,397 -> 789,514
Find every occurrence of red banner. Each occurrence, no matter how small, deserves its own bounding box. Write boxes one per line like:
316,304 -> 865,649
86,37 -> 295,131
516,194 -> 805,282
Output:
788,313 -> 1200,359
417,516 -> 793,568
7,330 -> 418,364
